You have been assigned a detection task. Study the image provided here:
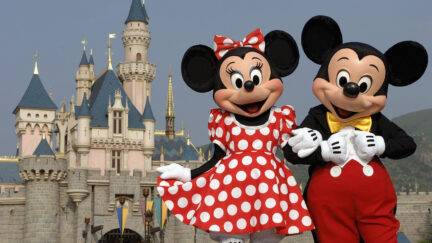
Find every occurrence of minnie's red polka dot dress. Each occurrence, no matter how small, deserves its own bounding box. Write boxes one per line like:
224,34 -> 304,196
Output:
157,106 -> 314,235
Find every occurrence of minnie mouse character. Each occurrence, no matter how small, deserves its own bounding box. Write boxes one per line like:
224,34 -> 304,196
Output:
286,16 -> 428,242
156,29 -> 315,243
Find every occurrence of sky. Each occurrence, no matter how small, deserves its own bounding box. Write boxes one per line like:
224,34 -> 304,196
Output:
0,0 -> 431,154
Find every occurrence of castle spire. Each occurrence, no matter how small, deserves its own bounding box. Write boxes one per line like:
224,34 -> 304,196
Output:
125,0 -> 149,24
33,53 -> 39,75
165,69 -> 175,139
107,34 -> 116,70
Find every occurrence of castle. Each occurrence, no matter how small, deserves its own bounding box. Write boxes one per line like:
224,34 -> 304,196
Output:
0,1 -> 430,242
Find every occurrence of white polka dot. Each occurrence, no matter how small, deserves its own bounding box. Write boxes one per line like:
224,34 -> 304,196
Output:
302,216 -> 312,226
282,108 -> 291,115
174,181 -> 183,186
175,214 -> 184,222
218,191 -> 228,202
216,164 -> 225,174
251,168 -> 261,179
227,204 -> 237,216
181,182 -> 192,192
272,213 -> 283,223
157,187 -> 164,196
223,38 -> 234,45
224,221 -> 233,232
272,184 -> 279,194
219,49 -> 228,58
223,174 -> 232,185
281,133 -> 289,142
250,216 -> 257,227
208,113 -> 214,123
301,200 -> 308,210
159,181 -> 169,187
211,128 -> 215,137
287,176 -> 297,186
286,120 -> 294,128
260,127 -> 270,135
213,208 -> 224,219
259,183 -> 269,193
254,199 -> 262,210
241,201 -> 251,213
248,36 -> 259,44
190,217 -> 196,225
210,179 -> 220,190
209,225 -> 220,232
289,209 -> 299,220
215,114 -> 222,123
259,42 -> 265,52
165,200 -> 174,210
242,156 -> 252,165
265,198 -> 276,209
224,116 -> 234,125
205,195 -> 215,206
168,186 -> 178,195
289,193 -> 299,203
216,127 -> 223,138
238,140 -> 248,150
260,214 -> 269,225
279,168 -> 285,178
196,177 -> 206,188
200,212 -> 210,223
270,116 -> 277,123
275,107 -> 281,113
178,197 -> 188,208
273,129 -> 279,139
208,129 -> 211,137
252,139 -> 263,150
187,210 -> 195,220
245,129 -> 255,136
237,218 -> 247,230
280,120 -> 284,131
272,146 -> 277,154
266,141 -> 272,151
229,159 -> 238,169
229,141 -> 235,151
256,156 -> 267,165
280,201 -> 288,212
280,184 -> 288,194
236,171 -> 247,181
246,185 -> 256,196
231,187 -> 242,198
232,126 -> 241,136
265,170 -> 275,179
271,159 -> 277,169
192,194 -> 201,204
225,132 -> 230,142
288,226 -> 299,234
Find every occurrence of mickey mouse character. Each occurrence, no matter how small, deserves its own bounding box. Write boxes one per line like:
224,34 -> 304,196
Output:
156,29 -> 314,243
286,16 -> 428,242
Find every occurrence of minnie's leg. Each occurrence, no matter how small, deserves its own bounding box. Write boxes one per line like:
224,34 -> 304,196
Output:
250,228 -> 285,243
209,231 -> 248,243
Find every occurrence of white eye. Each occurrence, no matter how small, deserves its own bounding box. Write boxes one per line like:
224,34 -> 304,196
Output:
358,76 -> 372,93
250,69 -> 262,86
336,70 -> 350,88
231,73 -> 244,89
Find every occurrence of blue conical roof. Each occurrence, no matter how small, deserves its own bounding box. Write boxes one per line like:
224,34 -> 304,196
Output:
33,138 -> 55,156
180,145 -> 198,162
14,74 -> 57,113
125,0 -> 149,24
76,93 -> 91,118
79,51 -> 89,66
89,53 -> 94,65
142,96 -> 155,121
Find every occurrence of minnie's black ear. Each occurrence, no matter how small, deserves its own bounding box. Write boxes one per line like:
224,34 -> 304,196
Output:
301,15 -> 343,64
385,41 -> 428,86
181,45 -> 218,93
264,30 -> 299,77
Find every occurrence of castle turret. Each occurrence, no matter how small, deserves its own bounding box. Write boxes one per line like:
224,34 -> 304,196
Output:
89,48 -> 95,84
75,93 -> 91,167
19,137 -> 67,242
76,45 -> 92,106
165,70 -> 175,139
14,57 -> 57,157
117,0 -> 156,114
142,96 -> 155,170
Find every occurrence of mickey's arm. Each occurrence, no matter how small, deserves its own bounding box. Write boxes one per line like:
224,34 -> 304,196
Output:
191,145 -> 226,179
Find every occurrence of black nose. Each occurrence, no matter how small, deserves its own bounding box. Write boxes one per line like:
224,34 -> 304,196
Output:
244,80 -> 254,92
343,82 -> 360,98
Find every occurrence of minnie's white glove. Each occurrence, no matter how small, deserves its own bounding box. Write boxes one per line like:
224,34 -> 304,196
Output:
288,128 -> 322,158
353,131 -> 385,161
156,163 -> 191,182
321,129 -> 350,164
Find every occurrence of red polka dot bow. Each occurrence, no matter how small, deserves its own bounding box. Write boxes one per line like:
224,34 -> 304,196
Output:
214,28 -> 265,59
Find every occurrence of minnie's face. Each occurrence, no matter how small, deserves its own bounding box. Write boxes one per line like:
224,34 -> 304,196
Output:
214,51 -> 283,117
313,48 -> 387,122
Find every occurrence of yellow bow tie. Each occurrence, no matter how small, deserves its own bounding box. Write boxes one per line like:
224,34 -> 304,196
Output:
327,112 -> 372,133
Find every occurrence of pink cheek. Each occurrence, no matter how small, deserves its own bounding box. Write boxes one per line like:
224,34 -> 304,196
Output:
266,79 -> 284,92
214,89 -> 233,106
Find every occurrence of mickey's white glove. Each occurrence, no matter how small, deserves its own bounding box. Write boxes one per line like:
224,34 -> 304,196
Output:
288,128 -> 322,158
156,163 -> 191,182
321,129 -> 350,164
353,131 -> 385,161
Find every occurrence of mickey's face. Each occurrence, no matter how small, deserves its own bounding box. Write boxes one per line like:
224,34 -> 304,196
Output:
214,51 -> 283,117
312,48 -> 387,122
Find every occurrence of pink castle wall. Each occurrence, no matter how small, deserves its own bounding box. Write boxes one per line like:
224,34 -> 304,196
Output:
128,150 -> 144,175
89,149 -> 106,174
21,124 -> 51,157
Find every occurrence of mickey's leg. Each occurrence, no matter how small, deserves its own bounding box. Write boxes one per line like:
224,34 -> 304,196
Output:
250,228 -> 285,243
209,231 -> 248,243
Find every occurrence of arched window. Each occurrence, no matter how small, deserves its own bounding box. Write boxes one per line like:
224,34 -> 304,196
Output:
136,53 -> 142,62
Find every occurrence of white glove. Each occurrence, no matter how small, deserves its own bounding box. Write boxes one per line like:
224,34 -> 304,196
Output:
353,131 -> 385,161
156,163 -> 191,182
288,128 -> 323,158
320,129 -> 350,164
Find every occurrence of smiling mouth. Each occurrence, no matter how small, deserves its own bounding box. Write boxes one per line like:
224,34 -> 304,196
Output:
236,99 -> 267,114
332,104 -> 357,119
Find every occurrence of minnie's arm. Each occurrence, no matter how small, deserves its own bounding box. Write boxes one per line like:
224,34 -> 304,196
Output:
191,144 -> 226,179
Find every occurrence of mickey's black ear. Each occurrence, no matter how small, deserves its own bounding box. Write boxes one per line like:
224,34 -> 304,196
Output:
181,45 -> 218,93
264,30 -> 299,77
301,15 -> 342,64
385,41 -> 428,86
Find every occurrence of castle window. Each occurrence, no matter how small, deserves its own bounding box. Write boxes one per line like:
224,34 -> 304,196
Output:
36,114 -> 39,118
136,53 -> 142,62
113,111 -> 122,134
27,113 -> 31,118
112,150 -> 122,174
44,114 -> 47,118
